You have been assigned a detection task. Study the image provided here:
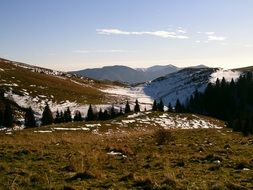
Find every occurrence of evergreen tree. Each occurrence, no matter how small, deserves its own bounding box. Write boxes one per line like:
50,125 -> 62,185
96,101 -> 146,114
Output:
215,78 -> 220,87
152,100 -> 157,111
74,111 -> 83,121
185,74 -> 253,135
125,101 -> 131,114
60,111 -> 64,123
86,104 -> 95,121
103,110 -> 110,120
98,108 -> 103,120
0,110 -> 4,126
3,104 -> 13,128
110,105 -> 116,119
64,107 -> 72,122
0,89 -> 4,99
78,111 -> 83,121
24,107 -> 36,128
158,99 -> 164,112
54,110 -> 61,124
134,99 -> 140,112
119,107 -> 123,116
175,99 -> 183,113
167,103 -> 173,112
41,104 -> 53,126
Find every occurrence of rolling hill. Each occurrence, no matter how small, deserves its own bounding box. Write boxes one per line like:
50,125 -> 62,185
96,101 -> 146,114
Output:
0,58 -> 128,120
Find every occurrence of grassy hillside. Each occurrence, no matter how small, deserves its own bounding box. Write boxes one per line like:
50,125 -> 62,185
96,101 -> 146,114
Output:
0,58 -> 121,106
0,113 -> 252,189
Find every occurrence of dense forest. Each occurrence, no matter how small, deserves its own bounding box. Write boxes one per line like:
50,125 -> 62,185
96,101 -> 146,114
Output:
183,73 -> 253,135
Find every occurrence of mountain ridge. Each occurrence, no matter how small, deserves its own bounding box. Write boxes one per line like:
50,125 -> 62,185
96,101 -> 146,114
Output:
71,64 -> 210,84
71,64 -> 180,83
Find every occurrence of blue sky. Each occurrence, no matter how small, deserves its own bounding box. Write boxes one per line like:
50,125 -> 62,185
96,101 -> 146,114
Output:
1,0 -> 253,71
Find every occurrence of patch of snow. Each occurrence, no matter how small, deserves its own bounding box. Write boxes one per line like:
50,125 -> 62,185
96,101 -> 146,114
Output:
210,69 -> 241,83
0,83 -> 19,87
53,127 -> 82,131
34,130 -> 53,133
38,95 -> 47,98
127,112 -> 145,118
85,124 -> 101,127
81,127 -> 90,131
106,151 -> 126,157
122,120 -> 136,124
101,86 -> 153,110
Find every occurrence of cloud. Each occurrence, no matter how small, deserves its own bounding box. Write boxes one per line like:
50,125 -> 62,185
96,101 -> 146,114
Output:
73,49 -> 130,54
177,29 -> 187,34
207,35 -> 226,41
96,29 -> 130,35
96,29 -> 189,39
205,32 -> 215,35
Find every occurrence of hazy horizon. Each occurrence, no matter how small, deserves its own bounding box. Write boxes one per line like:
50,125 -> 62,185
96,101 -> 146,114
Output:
1,0 -> 253,71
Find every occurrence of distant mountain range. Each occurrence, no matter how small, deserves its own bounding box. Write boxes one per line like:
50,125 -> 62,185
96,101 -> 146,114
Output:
71,64 -> 208,84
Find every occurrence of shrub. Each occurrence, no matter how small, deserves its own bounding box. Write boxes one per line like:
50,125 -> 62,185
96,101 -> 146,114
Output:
154,128 -> 174,145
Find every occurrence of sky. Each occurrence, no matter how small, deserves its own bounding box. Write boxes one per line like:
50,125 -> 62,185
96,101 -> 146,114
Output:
0,0 -> 253,71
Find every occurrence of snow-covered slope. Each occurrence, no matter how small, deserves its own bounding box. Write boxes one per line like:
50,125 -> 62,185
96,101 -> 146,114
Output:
142,68 -> 241,106
139,68 -> 212,105
103,67 -> 242,107
0,58 -> 127,121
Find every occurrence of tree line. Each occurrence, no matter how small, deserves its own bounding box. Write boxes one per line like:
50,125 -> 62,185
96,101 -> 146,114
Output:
0,99 -> 143,128
184,73 -> 253,135
2,74 -> 253,135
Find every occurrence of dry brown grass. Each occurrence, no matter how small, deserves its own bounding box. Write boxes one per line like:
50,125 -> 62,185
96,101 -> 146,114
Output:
0,125 -> 252,190
0,60 -> 121,104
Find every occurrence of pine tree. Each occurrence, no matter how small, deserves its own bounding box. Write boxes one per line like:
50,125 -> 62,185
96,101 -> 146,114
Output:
110,105 -> 116,119
167,103 -> 173,112
175,99 -> 183,113
54,110 -> 60,124
125,101 -> 131,114
98,108 -> 103,120
3,104 -> 14,128
119,107 -> 123,115
152,100 -> 157,111
215,78 -> 220,88
0,89 -> 4,99
134,99 -> 140,112
74,111 -> 82,121
158,99 -> 164,112
64,107 -> 72,122
0,110 -> 4,126
103,110 -> 110,120
60,111 -> 64,123
86,104 -> 95,121
25,107 -> 36,128
78,111 -> 83,121
41,104 -> 53,126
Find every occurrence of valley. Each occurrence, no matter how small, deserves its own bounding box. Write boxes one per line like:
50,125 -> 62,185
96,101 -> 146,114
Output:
0,58 -> 253,190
